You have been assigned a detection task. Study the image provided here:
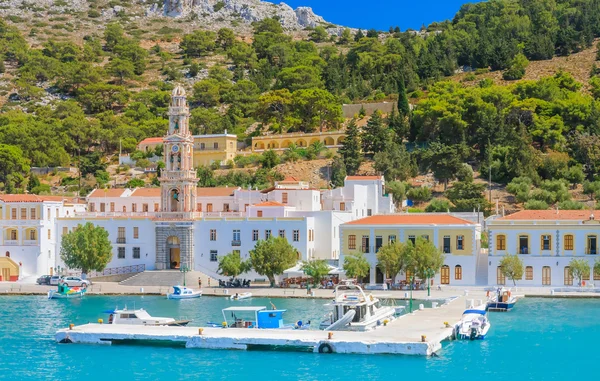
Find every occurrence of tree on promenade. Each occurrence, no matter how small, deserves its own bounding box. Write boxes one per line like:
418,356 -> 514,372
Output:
569,258 -> 590,286
249,236 -> 297,287
301,259 -> 330,286
498,255 -> 524,286
60,222 -> 112,275
343,252 -> 370,282
218,251 -> 251,278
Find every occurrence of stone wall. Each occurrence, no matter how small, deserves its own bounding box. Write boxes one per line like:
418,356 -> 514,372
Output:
155,222 -> 195,270
342,102 -> 396,119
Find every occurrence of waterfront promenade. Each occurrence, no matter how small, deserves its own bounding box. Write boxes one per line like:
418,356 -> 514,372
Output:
3,281 -> 600,299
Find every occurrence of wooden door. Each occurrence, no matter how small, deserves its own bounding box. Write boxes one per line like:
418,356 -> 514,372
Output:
441,266 -> 450,285
542,266 -> 551,285
497,266 -> 505,285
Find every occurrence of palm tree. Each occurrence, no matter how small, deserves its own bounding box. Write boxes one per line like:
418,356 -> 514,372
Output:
283,143 -> 301,162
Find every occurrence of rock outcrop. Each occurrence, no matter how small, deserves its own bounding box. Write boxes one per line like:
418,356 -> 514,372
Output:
160,0 -> 329,30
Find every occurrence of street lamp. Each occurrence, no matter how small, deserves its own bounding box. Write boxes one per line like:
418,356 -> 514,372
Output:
425,268 -> 435,297
180,264 -> 189,287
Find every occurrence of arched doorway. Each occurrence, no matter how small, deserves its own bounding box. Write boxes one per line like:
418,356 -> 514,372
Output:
167,236 -> 180,269
441,265 -> 450,284
170,189 -> 180,212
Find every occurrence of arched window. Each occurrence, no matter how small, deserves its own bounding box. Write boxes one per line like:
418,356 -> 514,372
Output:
496,266 -> 505,285
496,235 -> 506,250
454,265 -> 462,280
440,265 -> 450,284
564,266 -> 573,286
525,266 -> 533,280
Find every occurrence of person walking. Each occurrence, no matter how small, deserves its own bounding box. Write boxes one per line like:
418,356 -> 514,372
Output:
198,277 -> 202,288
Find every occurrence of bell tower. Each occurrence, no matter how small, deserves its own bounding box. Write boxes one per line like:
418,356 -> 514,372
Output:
159,85 -> 197,215
155,85 -> 197,271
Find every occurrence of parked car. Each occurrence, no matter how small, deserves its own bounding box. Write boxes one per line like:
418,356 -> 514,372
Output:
59,276 -> 91,287
36,275 -> 51,285
49,276 -> 60,285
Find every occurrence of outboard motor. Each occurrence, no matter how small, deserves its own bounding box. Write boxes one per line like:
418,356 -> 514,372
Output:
469,327 -> 478,340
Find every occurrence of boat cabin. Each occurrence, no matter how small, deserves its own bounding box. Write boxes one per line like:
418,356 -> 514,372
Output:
221,306 -> 288,328
107,308 -> 176,325
171,286 -> 195,296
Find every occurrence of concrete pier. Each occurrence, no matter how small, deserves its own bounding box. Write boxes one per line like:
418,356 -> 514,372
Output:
55,296 -> 471,356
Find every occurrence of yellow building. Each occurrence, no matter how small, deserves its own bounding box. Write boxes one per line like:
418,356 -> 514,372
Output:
251,131 -> 346,153
340,214 -> 481,285
137,133 -> 239,167
192,133 -> 238,167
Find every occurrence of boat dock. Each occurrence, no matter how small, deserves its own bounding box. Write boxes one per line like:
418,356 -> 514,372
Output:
55,295 -> 476,356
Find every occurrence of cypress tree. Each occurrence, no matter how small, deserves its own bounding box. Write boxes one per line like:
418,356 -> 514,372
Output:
397,77 -> 410,117
354,29 -> 364,42
331,156 -> 347,188
339,118 -> 363,175
362,110 -> 389,154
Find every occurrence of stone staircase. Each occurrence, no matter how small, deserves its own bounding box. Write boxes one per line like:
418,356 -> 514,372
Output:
119,270 -> 216,287
475,250 -> 489,286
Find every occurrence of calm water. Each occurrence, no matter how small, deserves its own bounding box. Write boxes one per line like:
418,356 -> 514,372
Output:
0,295 -> 597,380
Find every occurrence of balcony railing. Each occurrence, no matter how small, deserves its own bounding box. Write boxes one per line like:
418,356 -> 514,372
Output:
519,246 -> 530,255
443,246 -> 451,254
23,240 -> 38,246
231,240 -> 241,246
586,247 -> 598,255
71,264 -> 146,278
116,237 -> 126,244
362,246 -> 370,254
4,240 -> 19,245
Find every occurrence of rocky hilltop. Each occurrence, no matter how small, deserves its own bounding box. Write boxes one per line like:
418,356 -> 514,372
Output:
159,0 -> 328,30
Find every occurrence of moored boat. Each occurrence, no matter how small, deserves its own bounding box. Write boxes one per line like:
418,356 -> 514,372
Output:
106,307 -> 190,326
230,292 -> 252,300
167,285 -> 202,299
319,281 -> 396,331
213,306 -> 310,329
487,287 -> 518,312
47,283 -> 86,299
454,305 -> 491,340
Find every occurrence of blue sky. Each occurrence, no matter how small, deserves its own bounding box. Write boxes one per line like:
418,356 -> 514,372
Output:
265,0 -> 484,31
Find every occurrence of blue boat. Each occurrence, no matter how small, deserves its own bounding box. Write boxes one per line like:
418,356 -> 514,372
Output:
208,306 -> 310,330
487,288 -> 518,312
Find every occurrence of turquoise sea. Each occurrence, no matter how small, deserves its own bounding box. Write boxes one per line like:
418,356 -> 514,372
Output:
0,295 -> 598,380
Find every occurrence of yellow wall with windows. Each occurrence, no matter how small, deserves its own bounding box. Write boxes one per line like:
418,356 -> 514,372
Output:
0,257 -> 19,281
436,228 -> 474,255
251,131 -> 346,153
193,135 -> 237,167
342,228 -> 370,253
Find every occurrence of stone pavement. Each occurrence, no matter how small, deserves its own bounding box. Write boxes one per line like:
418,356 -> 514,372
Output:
2,282 -> 600,299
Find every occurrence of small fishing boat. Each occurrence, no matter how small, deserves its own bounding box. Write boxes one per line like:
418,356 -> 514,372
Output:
106,307 -> 190,326
167,285 -> 202,299
230,292 -> 252,300
210,306 -> 310,329
318,281 -> 396,331
47,283 -> 86,299
487,287 -> 518,312
454,305 -> 491,340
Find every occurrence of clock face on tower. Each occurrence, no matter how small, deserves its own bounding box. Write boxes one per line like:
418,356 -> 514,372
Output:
171,145 -> 179,153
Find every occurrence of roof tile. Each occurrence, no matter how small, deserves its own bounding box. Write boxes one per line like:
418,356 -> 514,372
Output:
345,214 -> 474,225
345,176 -> 382,181
498,210 -> 595,221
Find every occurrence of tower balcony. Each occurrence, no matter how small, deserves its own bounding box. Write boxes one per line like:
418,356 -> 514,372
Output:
160,170 -> 198,180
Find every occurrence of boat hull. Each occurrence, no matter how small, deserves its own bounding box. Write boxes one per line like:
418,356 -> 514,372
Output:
230,293 -> 252,300
48,290 -> 85,299
487,301 -> 516,312
167,292 -> 202,299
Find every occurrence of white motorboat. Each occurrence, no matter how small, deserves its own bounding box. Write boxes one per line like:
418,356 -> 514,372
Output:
167,285 -> 202,299
454,305 -> 491,340
230,292 -> 252,300
487,287 -> 518,311
105,307 -> 190,326
319,281 -> 396,331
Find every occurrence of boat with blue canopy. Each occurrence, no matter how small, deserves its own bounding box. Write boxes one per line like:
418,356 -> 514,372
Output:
209,306 -> 309,329
454,305 -> 491,340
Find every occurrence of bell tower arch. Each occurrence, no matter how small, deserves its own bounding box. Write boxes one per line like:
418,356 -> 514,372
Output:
155,85 -> 197,270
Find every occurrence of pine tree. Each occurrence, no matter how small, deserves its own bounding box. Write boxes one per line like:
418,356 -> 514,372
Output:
354,29 -> 364,42
397,77 -> 410,117
362,110 -> 389,154
387,106 -> 407,144
339,118 -> 363,175
331,156 -> 347,188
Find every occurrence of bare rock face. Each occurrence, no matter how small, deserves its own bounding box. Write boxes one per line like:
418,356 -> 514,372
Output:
160,0 -> 331,30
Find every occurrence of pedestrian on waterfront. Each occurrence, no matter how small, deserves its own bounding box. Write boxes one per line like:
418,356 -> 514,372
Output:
198,278 -> 202,288
208,278 -> 211,287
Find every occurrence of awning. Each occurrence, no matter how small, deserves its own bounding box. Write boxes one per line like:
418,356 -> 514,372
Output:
283,263 -> 341,277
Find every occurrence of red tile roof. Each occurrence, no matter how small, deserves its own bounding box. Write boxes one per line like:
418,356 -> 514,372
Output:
131,188 -> 161,197
345,214 -> 474,225
196,187 -> 238,197
0,195 -> 73,203
279,176 -> 302,183
253,201 -> 285,207
498,210 -> 596,221
88,189 -> 128,198
138,137 -> 163,145
345,176 -> 382,181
